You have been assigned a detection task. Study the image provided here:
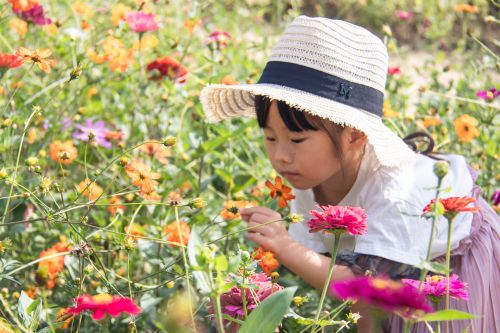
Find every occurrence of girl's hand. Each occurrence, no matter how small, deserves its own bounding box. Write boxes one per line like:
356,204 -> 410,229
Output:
240,206 -> 292,255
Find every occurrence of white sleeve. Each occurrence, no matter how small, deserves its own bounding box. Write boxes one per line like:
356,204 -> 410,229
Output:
288,189 -> 328,253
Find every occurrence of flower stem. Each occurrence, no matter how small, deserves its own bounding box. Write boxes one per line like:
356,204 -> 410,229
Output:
444,219 -> 453,333
313,232 -> 341,328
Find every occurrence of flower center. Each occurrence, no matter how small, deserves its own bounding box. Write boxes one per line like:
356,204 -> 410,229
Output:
92,293 -> 113,304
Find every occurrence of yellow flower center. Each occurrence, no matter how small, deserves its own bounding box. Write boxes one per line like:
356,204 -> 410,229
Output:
371,279 -> 401,291
92,293 -> 113,304
486,91 -> 494,99
429,275 -> 445,283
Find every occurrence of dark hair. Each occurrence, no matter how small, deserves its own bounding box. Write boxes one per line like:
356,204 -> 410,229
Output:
254,95 -> 345,155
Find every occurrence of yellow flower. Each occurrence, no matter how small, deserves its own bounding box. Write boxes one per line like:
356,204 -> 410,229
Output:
42,24 -> 59,36
383,100 -> 399,118
27,128 -> 37,144
78,178 -> 104,202
111,3 -> 132,26
72,2 -> 93,19
132,35 -> 159,51
16,47 -> 56,73
453,114 -> 480,143
87,87 -> 98,97
422,116 -> 441,128
9,18 -> 27,38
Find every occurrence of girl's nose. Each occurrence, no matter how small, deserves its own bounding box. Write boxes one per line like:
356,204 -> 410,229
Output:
274,143 -> 293,164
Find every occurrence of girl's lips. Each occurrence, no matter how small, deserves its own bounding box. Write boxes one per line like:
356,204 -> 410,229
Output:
282,171 -> 300,178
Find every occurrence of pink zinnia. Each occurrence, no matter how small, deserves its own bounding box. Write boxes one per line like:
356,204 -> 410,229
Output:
476,87 -> 499,100
126,11 -> 159,33
396,10 -> 414,20
204,31 -> 232,49
388,66 -> 401,76
402,274 -> 469,301
66,294 -> 141,320
307,205 -> 368,235
331,276 -> 434,319
14,4 -> 52,26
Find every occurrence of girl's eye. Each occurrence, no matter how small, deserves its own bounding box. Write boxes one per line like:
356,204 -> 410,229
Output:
265,137 -> 276,142
291,138 -> 306,143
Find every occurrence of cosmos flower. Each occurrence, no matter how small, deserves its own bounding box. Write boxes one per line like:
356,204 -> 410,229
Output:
265,176 -> 295,208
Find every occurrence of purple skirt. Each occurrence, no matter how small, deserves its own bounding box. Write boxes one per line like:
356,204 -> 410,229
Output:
384,167 -> 500,333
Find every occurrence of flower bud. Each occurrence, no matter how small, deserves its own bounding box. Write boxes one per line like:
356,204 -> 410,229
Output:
433,160 -> 449,179
240,250 -> 250,262
69,66 -> 83,81
25,156 -> 39,166
39,149 -> 47,158
165,280 -> 175,288
270,271 -> 280,283
119,157 -> 129,166
0,169 -> 8,179
163,136 -> 177,147
189,197 -> 205,209
293,296 -> 304,307
1,118 -> 13,128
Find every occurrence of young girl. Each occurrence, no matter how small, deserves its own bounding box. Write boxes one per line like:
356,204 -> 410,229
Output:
200,16 -> 499,332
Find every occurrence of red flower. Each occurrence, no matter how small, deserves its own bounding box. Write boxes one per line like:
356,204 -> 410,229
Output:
387,66 -> 401,76
423,196 -> 479,220
307,205 -> 368,235
331,276 -> 433,319
0,53 -> 23,69
66,294 -> 141,320
146,56 -> 188,83
265,176 -> 295,208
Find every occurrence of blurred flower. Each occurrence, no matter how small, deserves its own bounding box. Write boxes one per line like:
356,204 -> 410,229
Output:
132,34 -> 158,51
183,18 -> 201,35
140,142 -> 171,165
111,3 -> 132,26
454,4 -> 478,14
422,116 -> 441,128
107,196 -> 125,216
331,276 -> 433,319
104,130 -> 124,143
141,190 -> 161,201
72,2 -> 93,19
14,4 -> 52,25
402,274 -> 468,301
308,205 -> 368,235
382,24 -> 392,36
383,100 -> 399,118
8,0 -> 38,12
396,10 -> 413,20
125,159 -> 160,195
87,87 -> 98,97
387,66 -> 400,75
453,114 -> 480,143
423,196 -> 479,221
78,178 -> 104,202
107,49 -> 134,72
146,56 -> 188,83
163,221 -> 190,247
0,53 -> 23,69
125,223 -> 146,238
55,308 -> 73,330
73,119 -> 112,148
221,75 -> 239,85
253,247 -> 279,275
49,140 -> 77,164
16,47 -> 56,73
205,31 -> 232,49
9,18 -> 28,37
251,183 -> 266,198
476,87 -> 499,100
126,11 -> 159,32
265,176 -> 295,208
66,294 -> 141,320
37,241 -> 71,289
220,200 -> 257,220
491,190 -> 500,206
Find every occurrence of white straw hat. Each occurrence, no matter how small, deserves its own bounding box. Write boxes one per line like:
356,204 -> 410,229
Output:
200,16 -> 416,168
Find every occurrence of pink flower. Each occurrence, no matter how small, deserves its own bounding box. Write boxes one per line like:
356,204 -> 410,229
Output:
126,11 -> 159,33
396,10 -> 414,20
66,294 -> 141,320
402,274 -> 468,301
14,4 -> 52,26
476,87 -> 499,100
307,205 -> 368,235
204,31 -> 232,49
388,66 -> 401,76
331,276 -> 433,319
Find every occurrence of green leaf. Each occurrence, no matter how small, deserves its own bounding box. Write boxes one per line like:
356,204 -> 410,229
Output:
187,227 -> 211,294
238,287 -> 297,333
214,255 -> 228,272
418,310 -> 477,322
415,260 -> 447,275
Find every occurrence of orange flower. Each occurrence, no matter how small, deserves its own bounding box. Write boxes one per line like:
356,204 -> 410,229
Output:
107,49 -> 134,72
78,178 -> 104,202
422,116 -> 441,128
107,196 -> 125,216
453,114 -> 479,143
220,200 -> 257,220
163,221 -> 190,247
251,183 -> 266,198
454,4 -> 478,13
141,190 -> 161,201
86,48 -> 107,64
9,18 -> 28,38
125,159 -> 160,195
37,241 -> 71,289
56,308 -> 74,330
8,0 -> 38,11
253,247 -> 279,275
220,75 -> 239,85
124,223 -> 146,238
423,196 -> 480,221
16,47 -> 56,73
265,176 -> 295,208
140,142 -> 171,165
72,2 -> 93,19
183,18 -> 201,35
49,140 -> 77,164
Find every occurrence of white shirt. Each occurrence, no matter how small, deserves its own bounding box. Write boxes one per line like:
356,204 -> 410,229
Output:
289,144 -> 474,266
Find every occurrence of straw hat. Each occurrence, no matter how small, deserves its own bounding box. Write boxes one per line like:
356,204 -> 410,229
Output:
200,16 -> 416,168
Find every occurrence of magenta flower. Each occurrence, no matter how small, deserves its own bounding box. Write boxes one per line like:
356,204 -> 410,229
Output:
396,10 -> 414,20
204,31 -> 232,49
476,87 -> 499,100
14,4 -> 52,26
331,276 -> 433,319
73,119 -> 112,148
491,190 -> 500,206
402,274 -> 469,301
307,205 -> 368,235
66,294 -> 141,320
388,66 -> 401,76
126,11 -> 159,33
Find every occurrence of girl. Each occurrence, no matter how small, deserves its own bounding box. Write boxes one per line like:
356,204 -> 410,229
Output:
200,16 -> 499,332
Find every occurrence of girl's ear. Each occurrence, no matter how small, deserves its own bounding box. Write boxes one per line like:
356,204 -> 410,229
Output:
348,128 -> 368,146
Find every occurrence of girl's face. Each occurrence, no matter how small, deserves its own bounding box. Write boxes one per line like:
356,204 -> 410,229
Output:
263,100 -> 365,191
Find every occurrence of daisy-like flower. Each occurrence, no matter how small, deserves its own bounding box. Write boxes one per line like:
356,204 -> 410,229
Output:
402,274 -> 468,302
139,142 -> 171,165
124,159 -> 160,195
73,119 -> 112,148
37,241 -> 71,289
204,31 -> 232,49
423,196 -> 479,221
476,87 -> 499,100
124,223 -> 146,239
396,10 -> 414,20
16,47 -> 56,73
66,294 -> 141,320
107,196 -> 125,216
9,18 -> 28,37
453,114 -> 480,143
265,176 -> 296,208
0,53 -> 23,69
308,205 -> 368,235
78,178 -> 104,202
146,56 -> 188,83
126,11 -> 159,33
220,200 -> 257,220
253,247 -> 279,275
48,140 -> 77,164
331,276 -> 434,319
8,0 -> 39,12
14,4 -> 52,25
163,221 -> 190,247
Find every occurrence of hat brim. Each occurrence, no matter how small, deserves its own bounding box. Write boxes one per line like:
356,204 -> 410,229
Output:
200,83 -> 416,168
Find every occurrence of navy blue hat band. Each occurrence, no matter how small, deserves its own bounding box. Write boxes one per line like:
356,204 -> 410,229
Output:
257,61 -> 384,117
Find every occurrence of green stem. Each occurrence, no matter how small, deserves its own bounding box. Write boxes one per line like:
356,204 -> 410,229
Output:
242,266 -> 248,319
444,219 -> 453,333
214,295 -> 226,333
313,232 -> 341,328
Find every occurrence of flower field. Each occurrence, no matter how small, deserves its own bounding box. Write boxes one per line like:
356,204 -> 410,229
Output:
0,1 -> 498,332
